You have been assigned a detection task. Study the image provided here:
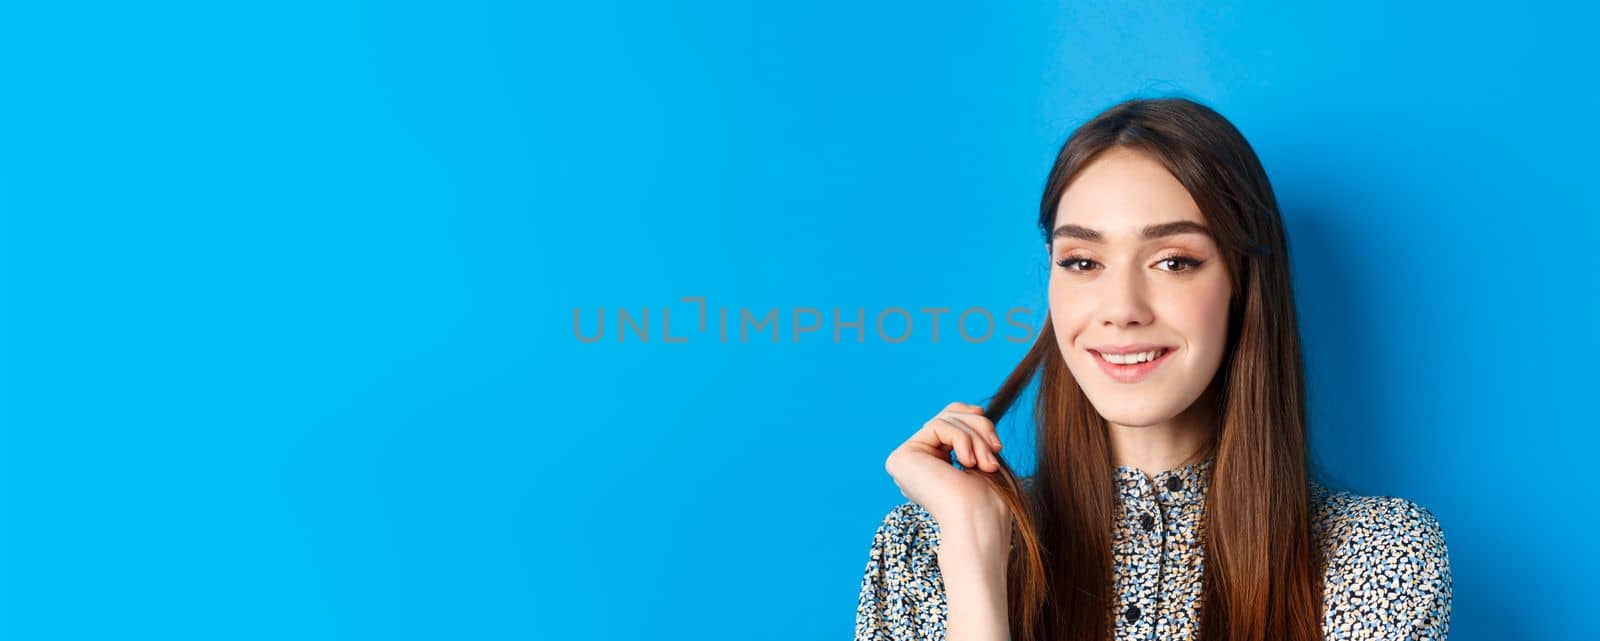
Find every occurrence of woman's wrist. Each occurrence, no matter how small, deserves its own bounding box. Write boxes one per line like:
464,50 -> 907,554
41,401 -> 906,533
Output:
935,499 -> 1012,558
936,510 -> 1012,641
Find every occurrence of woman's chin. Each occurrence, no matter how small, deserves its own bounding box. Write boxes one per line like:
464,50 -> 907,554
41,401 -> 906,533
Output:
1084,398 -> 1186,428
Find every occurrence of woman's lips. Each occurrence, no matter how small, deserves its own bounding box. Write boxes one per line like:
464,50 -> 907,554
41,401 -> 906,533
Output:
1090,347 -> 1175,383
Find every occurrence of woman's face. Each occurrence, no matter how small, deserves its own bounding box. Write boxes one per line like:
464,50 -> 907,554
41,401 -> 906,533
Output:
1047,147 -> 1232,429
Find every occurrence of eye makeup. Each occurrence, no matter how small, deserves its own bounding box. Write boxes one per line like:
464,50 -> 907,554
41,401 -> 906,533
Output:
1054,252 -> 1207,273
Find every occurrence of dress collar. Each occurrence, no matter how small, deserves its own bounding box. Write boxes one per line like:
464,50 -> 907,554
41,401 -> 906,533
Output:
1114,451 -> 1215,507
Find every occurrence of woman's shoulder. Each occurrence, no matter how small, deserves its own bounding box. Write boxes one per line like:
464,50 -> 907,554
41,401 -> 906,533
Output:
1308,479 -> 1453,637
880,500 -> 940,530
863,500 -> 944,564
1308,479 -> 1448,550
854,501 -> 948,641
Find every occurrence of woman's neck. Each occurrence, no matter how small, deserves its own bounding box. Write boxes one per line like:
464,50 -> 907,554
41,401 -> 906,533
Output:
1106,404 -> 1216,477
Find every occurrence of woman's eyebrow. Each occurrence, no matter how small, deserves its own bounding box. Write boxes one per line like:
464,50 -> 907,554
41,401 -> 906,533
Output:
1050,220 -> 1211,243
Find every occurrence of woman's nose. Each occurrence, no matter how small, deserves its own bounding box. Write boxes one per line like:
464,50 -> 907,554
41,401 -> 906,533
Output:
1098,269 -> 1155,328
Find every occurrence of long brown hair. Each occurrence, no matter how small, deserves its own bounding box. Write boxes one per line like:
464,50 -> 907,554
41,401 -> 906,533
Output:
977,97 -> 1322,641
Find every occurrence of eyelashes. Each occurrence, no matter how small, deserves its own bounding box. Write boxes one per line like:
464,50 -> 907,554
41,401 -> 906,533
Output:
1054,254 -> 1205,274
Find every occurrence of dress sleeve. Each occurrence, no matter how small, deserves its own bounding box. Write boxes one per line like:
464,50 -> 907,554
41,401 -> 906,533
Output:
854,502 -> 949,641
1321,496 -> 1453,640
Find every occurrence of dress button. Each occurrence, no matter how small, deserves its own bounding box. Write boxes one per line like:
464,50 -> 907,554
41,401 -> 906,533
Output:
1139,513 -> 1154,531
1165,476 -> 1183,492
1124,604 -> 1141,623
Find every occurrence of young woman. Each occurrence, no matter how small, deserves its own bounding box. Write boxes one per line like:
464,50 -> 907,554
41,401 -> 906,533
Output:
853,97 -> 1451,641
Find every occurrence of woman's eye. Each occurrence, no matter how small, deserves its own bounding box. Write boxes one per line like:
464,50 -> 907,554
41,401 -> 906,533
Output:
1055,257 -> 1098,272
1157,255 -> 1204,272
1054,255 -> 1205,273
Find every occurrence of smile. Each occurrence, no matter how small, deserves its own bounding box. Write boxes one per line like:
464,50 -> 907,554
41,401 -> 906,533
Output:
1090,347 -> 1175,383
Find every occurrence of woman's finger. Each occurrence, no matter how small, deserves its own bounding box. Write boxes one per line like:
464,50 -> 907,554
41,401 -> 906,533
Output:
934,415 -> 981,468
938,415 -> 1000,472
939,410 -> 1002,452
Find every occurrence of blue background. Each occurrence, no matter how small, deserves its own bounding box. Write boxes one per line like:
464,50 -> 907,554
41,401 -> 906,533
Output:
1,1 -> 1595,639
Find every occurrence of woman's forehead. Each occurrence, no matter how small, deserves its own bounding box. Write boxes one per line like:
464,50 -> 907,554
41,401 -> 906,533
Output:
1054,149 -> 1204,234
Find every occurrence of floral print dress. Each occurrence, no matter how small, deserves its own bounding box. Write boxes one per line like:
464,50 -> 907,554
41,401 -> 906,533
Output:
853,453 -> 1451,640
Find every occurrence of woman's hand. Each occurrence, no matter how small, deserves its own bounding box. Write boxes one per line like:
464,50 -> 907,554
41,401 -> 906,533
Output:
885,401 -> 1014,641
883,401 -> 1011,528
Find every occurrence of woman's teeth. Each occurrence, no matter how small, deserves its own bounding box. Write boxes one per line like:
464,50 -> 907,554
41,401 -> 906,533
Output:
1100,348 -> 1166,365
